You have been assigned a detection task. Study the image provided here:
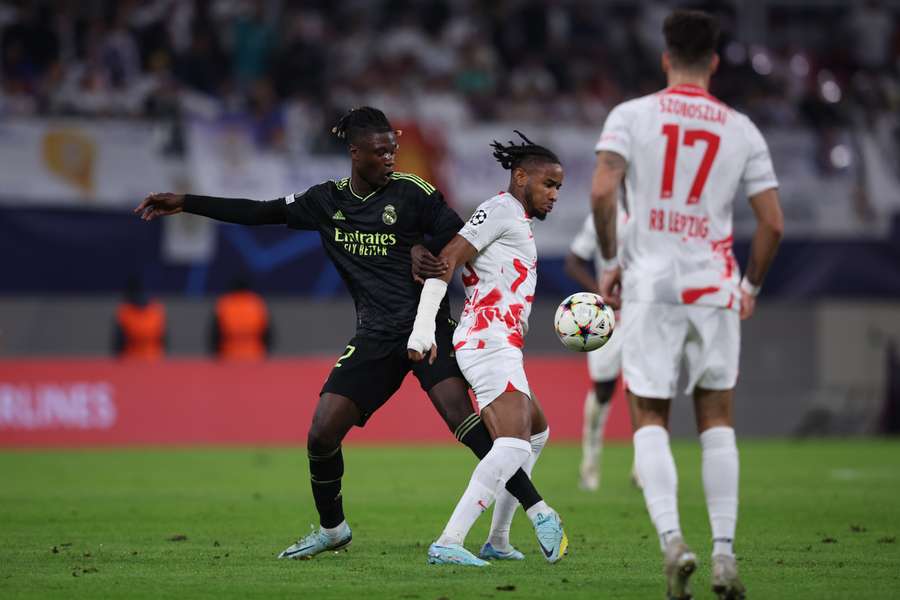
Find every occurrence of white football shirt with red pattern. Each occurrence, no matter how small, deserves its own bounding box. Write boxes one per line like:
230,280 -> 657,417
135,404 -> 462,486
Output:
595,83 -> 778,310
452,192 -> 537,351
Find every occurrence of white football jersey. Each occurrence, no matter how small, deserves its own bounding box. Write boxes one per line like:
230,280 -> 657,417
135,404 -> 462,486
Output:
453,192 -> 537,350
569,209 -> 629,280
595,83 -> 778,309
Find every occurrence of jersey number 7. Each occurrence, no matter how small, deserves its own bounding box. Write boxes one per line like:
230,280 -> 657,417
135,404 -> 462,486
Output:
660,124 -> 720,204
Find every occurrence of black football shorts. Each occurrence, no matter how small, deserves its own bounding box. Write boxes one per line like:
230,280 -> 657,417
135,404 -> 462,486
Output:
321,317 -> 464,425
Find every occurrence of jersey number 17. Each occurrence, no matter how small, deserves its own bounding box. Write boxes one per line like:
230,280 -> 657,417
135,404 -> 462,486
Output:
660,124 -> 720,204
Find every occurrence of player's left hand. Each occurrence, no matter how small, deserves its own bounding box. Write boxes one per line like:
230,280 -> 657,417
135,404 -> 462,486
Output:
411,245 -> 449,284
740,290 -> 755,320
599,266 -> 622,310
134,192 -> 184,221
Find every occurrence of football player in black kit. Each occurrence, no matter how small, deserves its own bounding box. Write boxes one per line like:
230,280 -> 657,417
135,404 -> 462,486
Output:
135,107 -> 566,561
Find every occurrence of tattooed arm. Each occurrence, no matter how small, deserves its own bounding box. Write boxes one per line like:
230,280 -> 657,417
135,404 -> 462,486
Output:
590,150 -> 627,307
590,150 -> 627,261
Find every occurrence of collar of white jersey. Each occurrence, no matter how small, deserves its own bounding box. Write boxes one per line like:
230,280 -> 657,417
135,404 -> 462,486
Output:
661,83 -> 727,107
497,191 -> 531,221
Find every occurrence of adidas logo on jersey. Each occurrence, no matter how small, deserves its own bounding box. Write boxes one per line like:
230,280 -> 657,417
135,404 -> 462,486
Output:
332,210 -> 346,221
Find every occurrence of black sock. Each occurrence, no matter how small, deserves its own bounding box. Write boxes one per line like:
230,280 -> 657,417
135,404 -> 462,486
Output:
308,446 -> 345,528
455,415 -> 542,511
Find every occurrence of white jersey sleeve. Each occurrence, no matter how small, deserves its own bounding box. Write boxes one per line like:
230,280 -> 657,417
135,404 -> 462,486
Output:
458,202 -> 510,252
594,103 -> 635,161
740,117 -> 779,197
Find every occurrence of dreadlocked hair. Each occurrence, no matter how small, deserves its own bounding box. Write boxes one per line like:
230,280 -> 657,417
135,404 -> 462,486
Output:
331,106 -> 393,145
490,130 -> 560,171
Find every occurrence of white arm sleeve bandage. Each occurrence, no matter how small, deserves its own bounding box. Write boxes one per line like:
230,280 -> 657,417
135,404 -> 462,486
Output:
407,278 -> 448,353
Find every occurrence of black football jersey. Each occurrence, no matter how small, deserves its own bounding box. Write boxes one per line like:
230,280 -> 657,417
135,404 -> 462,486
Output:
285,172 -> 463,339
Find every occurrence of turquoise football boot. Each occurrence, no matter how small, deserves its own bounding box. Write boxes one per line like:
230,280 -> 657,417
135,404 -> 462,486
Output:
278,523 -> 352,559
427,542 -> 490,566
531,511 -> 569,563
479,542 -> 525,561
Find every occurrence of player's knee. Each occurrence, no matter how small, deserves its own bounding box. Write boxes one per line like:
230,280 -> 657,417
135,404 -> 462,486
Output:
594,379 -> 617,404
632,394 -> 669,428
697,410 -> 733,432
306,424 -> 340,454
427,379 -> 473,432
442,406 -> 472,433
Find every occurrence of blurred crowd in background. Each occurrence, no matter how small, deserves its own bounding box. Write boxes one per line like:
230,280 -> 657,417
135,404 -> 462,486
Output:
1,1 -> 897,428
2,0 -> 899,158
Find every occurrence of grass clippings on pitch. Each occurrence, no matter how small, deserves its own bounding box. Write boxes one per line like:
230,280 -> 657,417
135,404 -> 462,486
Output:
1,439 -> 899,599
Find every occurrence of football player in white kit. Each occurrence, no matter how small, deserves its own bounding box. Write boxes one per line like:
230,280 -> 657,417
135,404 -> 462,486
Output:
565,211 -> 641,491
408,132 -> 568,567
591,10 -> 783,600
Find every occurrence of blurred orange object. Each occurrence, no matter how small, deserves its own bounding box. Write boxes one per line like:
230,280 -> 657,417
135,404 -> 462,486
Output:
214,290 -> 270,360
115,301 -> 166,360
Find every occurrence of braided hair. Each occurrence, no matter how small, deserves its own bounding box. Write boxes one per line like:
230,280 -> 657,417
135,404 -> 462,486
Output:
490,130 -> 560,171
331,106 -> 393,145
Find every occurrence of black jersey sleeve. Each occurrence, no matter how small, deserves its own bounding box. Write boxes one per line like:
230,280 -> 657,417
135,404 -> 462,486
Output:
183,194 -> 287,225
284,185 -> 326,231
419,189 -> 465,254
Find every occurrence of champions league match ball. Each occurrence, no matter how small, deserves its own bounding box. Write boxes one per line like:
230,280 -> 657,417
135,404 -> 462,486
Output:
553,292 -> 616,352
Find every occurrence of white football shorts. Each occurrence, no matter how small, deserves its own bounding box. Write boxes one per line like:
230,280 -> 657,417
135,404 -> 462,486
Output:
621,301 -> 740,399
587,312 -> 623,382
456,346 -> 532,411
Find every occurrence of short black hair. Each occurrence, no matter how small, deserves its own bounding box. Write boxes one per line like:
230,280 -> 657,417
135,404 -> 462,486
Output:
663,9 -> 720,69
331,106 -> 393,145
490,130 -> 560,171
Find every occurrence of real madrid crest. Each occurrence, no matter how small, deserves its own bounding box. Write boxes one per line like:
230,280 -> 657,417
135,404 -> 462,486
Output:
382,204 -> 397,225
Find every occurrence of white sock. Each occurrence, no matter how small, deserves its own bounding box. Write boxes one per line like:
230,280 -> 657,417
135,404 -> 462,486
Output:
437,437 -> 532,546
594,402 -> 610,459
634,425 -> 682,551
525,500 -> 551,521
582,392 -> 611,463
487,428 -> 550,551
700,426 -> 739,557
322,520 -> 347,540
581,390 -> 598,463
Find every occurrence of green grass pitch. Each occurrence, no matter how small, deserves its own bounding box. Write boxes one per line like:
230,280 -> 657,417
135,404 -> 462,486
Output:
2,439 -> 899,599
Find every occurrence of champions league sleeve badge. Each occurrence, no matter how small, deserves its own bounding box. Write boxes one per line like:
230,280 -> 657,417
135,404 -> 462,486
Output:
469,209 -> 487,226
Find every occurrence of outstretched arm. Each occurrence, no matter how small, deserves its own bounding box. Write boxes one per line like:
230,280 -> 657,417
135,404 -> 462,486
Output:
406,234 -> 479,363
590,151 -> 627,308
135,193 -> 288,225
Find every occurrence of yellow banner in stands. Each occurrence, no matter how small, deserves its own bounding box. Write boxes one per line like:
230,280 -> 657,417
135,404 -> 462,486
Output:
41,129 -> 96,196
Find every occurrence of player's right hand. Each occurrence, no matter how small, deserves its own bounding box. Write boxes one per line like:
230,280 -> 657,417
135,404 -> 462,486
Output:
599,266 -> 622,310
134,192 -> 185,221
411,244 -> 449,284
407,327 -> 438,364
740,290 -> 756,320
